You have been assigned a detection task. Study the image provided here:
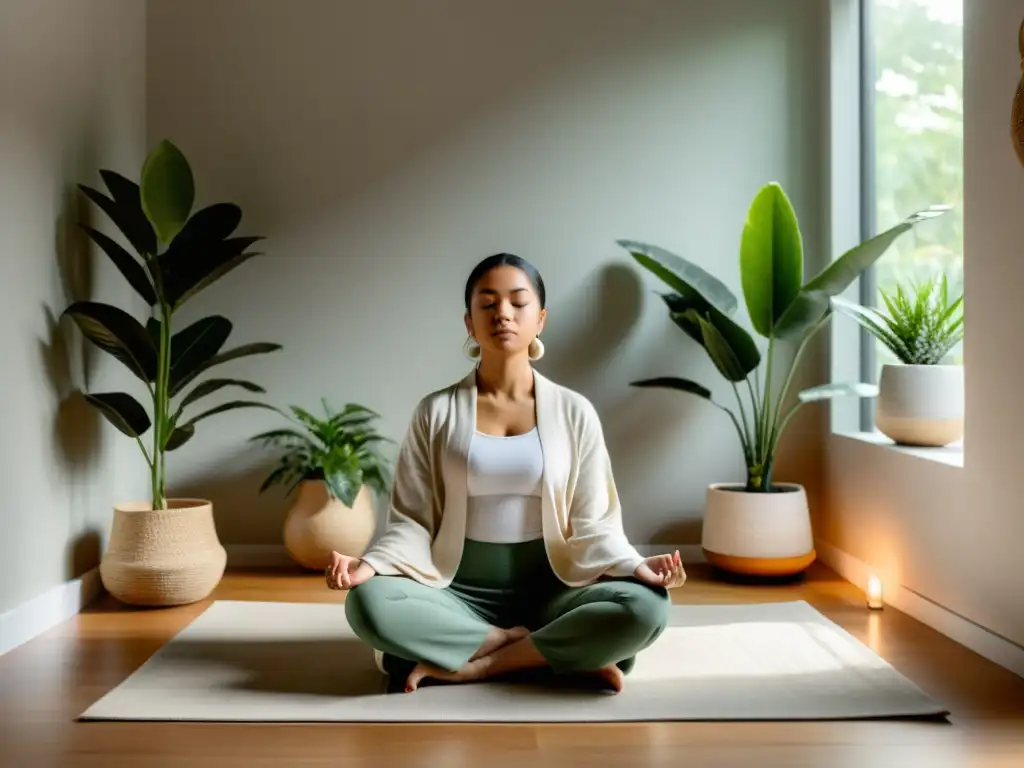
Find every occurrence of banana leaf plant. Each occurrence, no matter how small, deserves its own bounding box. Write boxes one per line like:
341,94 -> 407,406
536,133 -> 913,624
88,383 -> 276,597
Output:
63,139 -> 282,510
620,181 -> 948,493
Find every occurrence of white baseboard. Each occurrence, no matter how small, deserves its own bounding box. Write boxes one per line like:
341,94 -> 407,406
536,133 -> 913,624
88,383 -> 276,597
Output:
816,539 -> 1024,679
0,567 -> 105,656
225,544 -> 707,569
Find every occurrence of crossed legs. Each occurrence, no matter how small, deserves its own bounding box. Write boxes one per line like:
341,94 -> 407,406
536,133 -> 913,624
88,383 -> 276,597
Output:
345,575 -> 669,693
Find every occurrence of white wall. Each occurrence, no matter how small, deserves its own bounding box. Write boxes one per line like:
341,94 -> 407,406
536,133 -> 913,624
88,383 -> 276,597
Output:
0,0 -> 147,615
146,0 -> 830,548
825,0 -> 1024,652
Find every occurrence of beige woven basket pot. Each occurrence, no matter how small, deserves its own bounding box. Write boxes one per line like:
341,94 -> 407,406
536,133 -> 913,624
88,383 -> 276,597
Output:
99,498 -> 227,607
283,480 -> 376,570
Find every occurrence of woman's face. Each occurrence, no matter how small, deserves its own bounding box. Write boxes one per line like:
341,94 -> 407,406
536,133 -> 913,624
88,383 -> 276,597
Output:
465,265 -> 546,359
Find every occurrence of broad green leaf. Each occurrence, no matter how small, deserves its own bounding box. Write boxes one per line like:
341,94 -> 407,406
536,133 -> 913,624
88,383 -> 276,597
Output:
140,140 -> 195,244
804,205 -> 949,295
179,378 -> 266,410
63,301 -> 158,382
739,182 -> 803,337
630,376 -> 713,400
165,424 -> 195,451
170,316 -> 232,383
79,225 -> 157,304
660,293 -> 705,347
181,399 -> 278,428
769,290 -> 831,340
159,236 -> 264,309
360,463 -> 391,496
146,316 -> 161,349
79,178 -> 157,258
773,205 -> 950,340
170,341 -> 281,396
691,306 -> 760,376
99,170 -> 160,255
797,382 -> 878,402
84,391 -> 151,436
165,203 -> 243,255
325,471 -> 359,507
662,294 -> 761,375
692,311 -> 748,382
618,240 -> 738,316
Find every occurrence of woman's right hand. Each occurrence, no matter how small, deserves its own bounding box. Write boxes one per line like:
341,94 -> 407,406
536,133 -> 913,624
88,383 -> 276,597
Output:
325,551 -> 376,590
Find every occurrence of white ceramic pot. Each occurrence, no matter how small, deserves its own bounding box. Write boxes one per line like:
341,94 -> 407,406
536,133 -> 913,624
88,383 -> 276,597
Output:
283,480 -> 377,570
701,482 -> 815,577
875,363 -> 964,447
99,498 -> 227,607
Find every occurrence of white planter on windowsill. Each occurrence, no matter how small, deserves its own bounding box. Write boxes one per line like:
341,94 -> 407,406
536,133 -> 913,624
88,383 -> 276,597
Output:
875,363 -> 964,447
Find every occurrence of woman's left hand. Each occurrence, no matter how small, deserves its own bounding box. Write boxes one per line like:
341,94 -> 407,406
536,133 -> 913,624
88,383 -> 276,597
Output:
634,550 -> 687,589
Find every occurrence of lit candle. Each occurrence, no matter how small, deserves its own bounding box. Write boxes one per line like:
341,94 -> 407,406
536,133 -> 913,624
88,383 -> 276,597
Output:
866,575 -> 884,610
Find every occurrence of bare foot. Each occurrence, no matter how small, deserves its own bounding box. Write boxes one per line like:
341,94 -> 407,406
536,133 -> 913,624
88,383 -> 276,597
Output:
405,657 -> 491,692
470,625 -> 529,660
405,627 -> 531,692
591,664 -> 625,693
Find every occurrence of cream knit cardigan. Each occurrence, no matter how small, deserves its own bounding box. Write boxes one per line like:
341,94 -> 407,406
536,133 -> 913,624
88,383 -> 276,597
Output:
359,367 -> 646,587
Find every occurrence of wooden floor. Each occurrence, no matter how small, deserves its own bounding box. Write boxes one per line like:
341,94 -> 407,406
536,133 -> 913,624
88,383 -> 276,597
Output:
1,562 -> 1022,768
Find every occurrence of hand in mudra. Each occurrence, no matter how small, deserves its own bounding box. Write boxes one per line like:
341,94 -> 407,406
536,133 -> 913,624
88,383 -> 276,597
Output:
634,550 -> 686,589
325,551 -> 376,590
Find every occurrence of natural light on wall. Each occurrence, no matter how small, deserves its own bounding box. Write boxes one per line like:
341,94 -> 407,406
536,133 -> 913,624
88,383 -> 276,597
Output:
867,0 -> 963,377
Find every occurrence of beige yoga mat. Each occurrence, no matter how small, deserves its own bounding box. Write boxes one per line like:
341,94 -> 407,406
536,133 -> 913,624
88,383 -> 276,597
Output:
79,599 -> 948,722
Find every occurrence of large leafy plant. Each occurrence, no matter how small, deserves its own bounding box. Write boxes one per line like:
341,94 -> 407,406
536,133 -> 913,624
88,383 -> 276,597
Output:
833,274 -> 963,365
251,400 -> 394,507
620,182 -> 947,493
64,139 -> 282,510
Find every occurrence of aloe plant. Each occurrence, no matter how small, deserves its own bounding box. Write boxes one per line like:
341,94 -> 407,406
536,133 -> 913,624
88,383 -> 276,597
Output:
251,400 -> 394,508
63,139 -> 282,510
620,182 -> 948,493
833,274 -> 963,365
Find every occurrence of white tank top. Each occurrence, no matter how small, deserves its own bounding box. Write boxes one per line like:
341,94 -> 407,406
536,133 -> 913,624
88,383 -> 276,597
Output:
466,428 -> 544,543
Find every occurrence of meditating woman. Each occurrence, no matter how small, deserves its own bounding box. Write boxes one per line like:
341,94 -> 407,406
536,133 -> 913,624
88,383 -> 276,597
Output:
325,253 -> 687,693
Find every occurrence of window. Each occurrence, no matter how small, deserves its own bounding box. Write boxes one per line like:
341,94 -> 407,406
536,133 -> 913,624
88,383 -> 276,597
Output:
860,0 -> 964,430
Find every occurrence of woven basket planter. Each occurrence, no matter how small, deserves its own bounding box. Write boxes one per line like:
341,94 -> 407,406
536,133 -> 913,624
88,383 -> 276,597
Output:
99,498 -> 227,607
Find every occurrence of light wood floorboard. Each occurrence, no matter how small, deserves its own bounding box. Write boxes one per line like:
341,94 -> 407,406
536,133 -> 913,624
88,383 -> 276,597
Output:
1,562 -> 1022,767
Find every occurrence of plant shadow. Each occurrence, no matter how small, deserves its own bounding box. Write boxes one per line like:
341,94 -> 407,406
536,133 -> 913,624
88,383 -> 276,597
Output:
41,184 -> 103,474
536,261 -> 644,401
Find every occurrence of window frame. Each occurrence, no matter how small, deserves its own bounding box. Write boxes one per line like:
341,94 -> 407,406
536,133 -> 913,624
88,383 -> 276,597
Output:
858,0 -> 878,432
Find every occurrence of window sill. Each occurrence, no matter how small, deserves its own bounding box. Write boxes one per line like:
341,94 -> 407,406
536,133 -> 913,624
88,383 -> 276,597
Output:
834,430 -> 964,468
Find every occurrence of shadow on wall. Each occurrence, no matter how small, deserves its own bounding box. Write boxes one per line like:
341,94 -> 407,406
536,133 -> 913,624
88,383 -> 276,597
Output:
41,185 -> 103,471
39,184 -> 108,580
149,0 -> 746,235
68,530 -> 102,578
537,261 -> 644,401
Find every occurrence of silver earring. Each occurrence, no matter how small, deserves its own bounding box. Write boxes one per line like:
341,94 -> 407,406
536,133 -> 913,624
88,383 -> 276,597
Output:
528,337 -> 545,361
463,335 -> 481,360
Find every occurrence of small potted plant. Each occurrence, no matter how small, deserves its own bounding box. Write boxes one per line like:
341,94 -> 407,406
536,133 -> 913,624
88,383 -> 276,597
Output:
66,139 -> 282,606
833,274 -> 964,446
251,400 -> 394,570
619,182 -> 947,577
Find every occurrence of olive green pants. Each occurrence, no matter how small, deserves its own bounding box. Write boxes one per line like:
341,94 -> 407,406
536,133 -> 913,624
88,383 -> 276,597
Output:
345,538 -> 669,678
